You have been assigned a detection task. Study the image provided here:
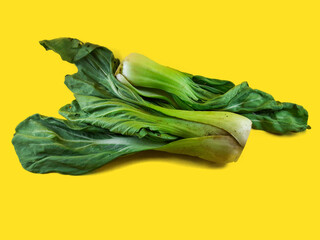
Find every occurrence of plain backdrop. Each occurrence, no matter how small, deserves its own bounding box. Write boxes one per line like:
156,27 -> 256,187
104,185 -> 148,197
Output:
1,1 -> 319,239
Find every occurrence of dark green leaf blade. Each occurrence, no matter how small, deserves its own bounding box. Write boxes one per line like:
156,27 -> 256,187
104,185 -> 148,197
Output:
190,82 -> 310,134
12,114 -> 164,175
40,38 -> 98,63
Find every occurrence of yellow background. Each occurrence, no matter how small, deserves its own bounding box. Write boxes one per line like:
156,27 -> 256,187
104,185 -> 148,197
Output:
1,1 -> 319,239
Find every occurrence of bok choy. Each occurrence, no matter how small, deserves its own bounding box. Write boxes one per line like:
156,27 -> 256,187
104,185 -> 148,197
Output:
12,37 -> 308,175
116,53 -> 309,134
13,109 -> 250,174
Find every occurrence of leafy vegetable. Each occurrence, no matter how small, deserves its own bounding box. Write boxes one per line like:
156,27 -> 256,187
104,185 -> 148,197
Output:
12,37 -> 308,175
117,53 -> 309,134
40,38 -> 251,146
12,114 -> 164,175
11,38 -> 252,175
13,114 -> 248,175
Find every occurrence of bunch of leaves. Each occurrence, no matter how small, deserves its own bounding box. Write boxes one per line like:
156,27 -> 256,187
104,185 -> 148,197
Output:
12,38 -> 252,175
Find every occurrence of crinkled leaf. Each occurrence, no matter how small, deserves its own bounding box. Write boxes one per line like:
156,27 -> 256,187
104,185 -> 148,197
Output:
12,114 -> 165,175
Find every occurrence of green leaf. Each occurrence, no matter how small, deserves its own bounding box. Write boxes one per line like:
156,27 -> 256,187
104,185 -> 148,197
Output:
12,114 -> 246,175
59,98 -> 179,142
40,38 -> 119,73
59,95 -> 232,142
12,114 -> 164,175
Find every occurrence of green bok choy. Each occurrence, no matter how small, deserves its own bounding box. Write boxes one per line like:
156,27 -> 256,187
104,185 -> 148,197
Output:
12,38 -> 251,175
12,37 -> 309,175
13,114 -> 249,175
116,53 -> 309,134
